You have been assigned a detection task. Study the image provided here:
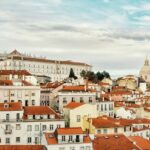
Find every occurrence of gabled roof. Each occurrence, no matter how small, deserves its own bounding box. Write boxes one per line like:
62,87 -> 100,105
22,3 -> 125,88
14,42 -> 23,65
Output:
93,134 -> 140,150
64,102 -> 85,109
23,106 -> 61,119
57,127 -> 83,135
9,50 -> 22,56
0,102 -> 22,111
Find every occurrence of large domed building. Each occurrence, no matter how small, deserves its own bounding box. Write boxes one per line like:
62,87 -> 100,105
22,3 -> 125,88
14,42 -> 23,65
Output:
139,58 -> 150,83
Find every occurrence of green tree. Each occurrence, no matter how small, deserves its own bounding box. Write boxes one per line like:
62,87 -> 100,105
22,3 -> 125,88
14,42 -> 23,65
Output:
80,70 -> 86,78
96,71 -> 104,81
69,68 -> 77,79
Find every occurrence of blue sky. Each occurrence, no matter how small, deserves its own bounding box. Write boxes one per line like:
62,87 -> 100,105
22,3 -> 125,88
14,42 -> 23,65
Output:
0,0 -> 150,77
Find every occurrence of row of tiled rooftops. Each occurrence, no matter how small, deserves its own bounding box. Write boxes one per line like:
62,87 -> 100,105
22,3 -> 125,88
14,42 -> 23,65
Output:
0,102 -> 61,119
0,134 -> 149,150
44,127 -> 150,150
90,116 -> 150,128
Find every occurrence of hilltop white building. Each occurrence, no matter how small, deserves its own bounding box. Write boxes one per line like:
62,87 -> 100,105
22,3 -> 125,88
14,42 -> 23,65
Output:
0,50 -> 92,82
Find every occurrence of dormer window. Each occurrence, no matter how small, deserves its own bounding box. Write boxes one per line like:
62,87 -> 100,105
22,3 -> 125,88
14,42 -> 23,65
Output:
4,103 -> 9,109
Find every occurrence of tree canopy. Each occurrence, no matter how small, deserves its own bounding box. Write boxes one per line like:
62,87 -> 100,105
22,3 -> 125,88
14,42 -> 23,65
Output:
80,70 -> 111,82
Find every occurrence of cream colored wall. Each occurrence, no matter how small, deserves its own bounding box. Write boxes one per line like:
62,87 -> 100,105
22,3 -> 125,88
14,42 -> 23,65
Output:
68,104 -> 98,130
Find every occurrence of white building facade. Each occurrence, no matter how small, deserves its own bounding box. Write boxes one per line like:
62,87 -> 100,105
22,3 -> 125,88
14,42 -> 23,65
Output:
0,50 -> 92,82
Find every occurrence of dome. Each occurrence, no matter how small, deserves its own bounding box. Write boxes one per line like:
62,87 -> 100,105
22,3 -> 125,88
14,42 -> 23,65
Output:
139,58 -> 150,82
140,58 -> 150,75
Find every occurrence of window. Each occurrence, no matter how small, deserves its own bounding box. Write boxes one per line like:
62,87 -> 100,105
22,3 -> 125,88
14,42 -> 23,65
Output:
32,100 -> 35,106
50,125 -> 54,130
89,97 -> 92,103
57,124 -> 61,128
35,137 -> 39,144
16,137 -> 20,143
27,137 -> 32,143
32,93 -> 35,96
71,97 -> 75,102
86,146 -> 91,150
69,136 -> 72,141
35,125 -> 39,131
114,128 -> 118,133
62,136 -> 65,141
63,98 -> 67,104
6,138 -> 10,144
16,113 -> 20,120
124,126 -> 126,132
105,104 -> 107,111
27,125 -> 32,131
80,97 -> 83,102
97,129 -> 101,134
80,147 -> 84,150
42,125 -> 46,131
103,129 -> 107,134
101,104 -> 103,111
77,115 -> 81,122
6,114 -> 9,121
16,124 -> 21,130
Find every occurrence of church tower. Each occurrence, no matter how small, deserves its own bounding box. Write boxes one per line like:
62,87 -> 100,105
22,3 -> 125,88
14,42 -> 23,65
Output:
139,58 -> 150,83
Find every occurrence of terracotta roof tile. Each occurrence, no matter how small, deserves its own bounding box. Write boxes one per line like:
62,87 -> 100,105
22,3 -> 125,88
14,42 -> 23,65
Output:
61,85 -> 87,91
64,102 -> 85,109
57,127 -> 83,135
93,134 -> 140,150
0,102 -> 22,111
0,70 -> 31,76
0,145 -> 44,150
129,136 -> 150,150
23,106 -> 61,119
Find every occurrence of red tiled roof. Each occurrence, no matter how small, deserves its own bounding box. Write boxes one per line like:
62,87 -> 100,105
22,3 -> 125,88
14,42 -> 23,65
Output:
61,85 -> 87,91
0,70 -> 31,76
45,133 -> 57,145
93,134 -> 140,150
23,106 -> 61,119
41,82 -> 63,89
0,102 -> 22,111
0,145 -> 44,150
0,80 -> 13,86
45,131 -> 92,145
22,80 -> 33,86
57,127 -> 83,135
129,136 -> 150,150
99,82 -> 109,86
64,102 -> 85,109
91,116 -> 133,128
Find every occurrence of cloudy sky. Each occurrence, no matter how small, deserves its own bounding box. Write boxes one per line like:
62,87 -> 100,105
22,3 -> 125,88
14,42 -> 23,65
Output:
0,0 -> 150,77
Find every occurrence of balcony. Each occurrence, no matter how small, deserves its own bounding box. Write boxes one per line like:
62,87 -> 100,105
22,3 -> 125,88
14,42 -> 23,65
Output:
4,129 -> 12,134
